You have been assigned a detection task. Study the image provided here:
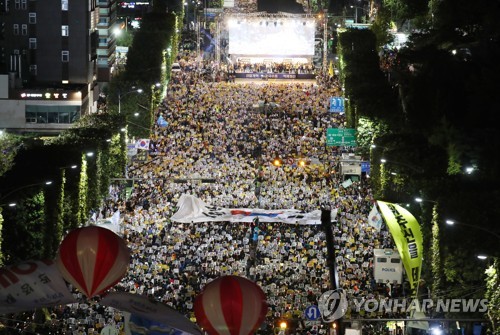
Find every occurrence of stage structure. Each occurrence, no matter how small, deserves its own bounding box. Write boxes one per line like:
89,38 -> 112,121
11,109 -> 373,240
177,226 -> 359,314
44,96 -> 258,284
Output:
214,12 -> 323,80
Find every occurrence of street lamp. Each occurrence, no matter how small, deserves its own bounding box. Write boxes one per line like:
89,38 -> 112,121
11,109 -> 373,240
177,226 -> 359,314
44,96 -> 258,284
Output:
415,197 -> 437,204
445,219 -> 500,240
118,88 -> 143,114
381,158 -> 423,173
0,203 -> 16,208
0,181 -> 53,203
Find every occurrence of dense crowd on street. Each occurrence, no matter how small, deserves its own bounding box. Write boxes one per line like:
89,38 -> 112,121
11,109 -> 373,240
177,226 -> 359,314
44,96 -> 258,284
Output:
2,53 -> 404,335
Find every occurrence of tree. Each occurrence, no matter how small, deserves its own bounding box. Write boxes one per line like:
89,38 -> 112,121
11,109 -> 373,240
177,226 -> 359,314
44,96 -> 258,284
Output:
1,191 -> 46,263
0,132 -> 21,177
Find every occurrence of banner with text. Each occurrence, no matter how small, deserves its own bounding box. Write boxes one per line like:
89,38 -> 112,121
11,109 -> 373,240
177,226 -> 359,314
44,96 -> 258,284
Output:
0,260 -> 77,314
171,194 -> 337,225
377,201 -> 423,294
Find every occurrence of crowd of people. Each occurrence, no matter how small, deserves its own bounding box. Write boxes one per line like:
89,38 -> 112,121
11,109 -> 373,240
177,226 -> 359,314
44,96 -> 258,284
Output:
106,57 -> 401,333
2,52 -> 404,335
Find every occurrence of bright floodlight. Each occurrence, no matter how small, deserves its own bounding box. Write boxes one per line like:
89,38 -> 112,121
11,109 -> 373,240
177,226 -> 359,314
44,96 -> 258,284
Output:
113,27 -> 122,36
134,112 -> 139,117
477,255 -> 487,260
431,328 -> 443,335
8,203 -> 16,207
446,220 -> 455,225
370,144 -> 376,148
86,152 -> 94,157
415,197 -> 423,203
71,165 -> 78,169
45,181 -> 53,185
380,158 -> 387,163
137,88 -> 143,93
465,166 -> 474,174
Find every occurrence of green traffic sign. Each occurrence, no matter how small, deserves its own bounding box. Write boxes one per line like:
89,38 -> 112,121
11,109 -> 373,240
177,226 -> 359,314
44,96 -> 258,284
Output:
326,128 -> 357,146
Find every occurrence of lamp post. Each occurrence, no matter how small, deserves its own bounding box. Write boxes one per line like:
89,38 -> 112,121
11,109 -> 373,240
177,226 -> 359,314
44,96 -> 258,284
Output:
118,88 -> 143,114
0,202 -> 16,208
0,181 -> 53,202
381,158 -> 423,173
445,219 -> 500,241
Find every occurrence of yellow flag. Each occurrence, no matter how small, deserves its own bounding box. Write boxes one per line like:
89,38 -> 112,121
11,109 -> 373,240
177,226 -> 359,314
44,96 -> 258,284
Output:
377,201 -> 423,294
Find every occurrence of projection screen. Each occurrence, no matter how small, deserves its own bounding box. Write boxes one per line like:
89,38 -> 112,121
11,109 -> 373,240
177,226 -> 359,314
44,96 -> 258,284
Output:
227,17 -> 316,56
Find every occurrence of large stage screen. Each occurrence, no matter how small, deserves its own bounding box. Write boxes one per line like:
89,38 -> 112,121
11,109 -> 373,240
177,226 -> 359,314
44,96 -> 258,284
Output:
227,17 -> 316,56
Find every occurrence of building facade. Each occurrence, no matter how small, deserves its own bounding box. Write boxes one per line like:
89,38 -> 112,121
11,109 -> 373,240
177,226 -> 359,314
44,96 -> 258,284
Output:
0,0 -> 117,133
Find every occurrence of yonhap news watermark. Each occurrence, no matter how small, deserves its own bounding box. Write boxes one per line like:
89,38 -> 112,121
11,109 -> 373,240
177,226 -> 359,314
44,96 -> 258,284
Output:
318,290 -> 488,321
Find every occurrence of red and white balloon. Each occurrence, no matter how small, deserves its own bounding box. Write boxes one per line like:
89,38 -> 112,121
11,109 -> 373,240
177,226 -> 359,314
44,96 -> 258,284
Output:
55,226 -> 130,298
194,275 -> 268,335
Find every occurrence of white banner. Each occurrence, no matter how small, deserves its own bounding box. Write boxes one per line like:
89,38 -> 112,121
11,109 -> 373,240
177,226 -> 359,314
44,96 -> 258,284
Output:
367,204 -> 383,231
96,210 -> 122,235
0,260 -> 77,314
171,194 -> 337,225
101,292 -> 202,335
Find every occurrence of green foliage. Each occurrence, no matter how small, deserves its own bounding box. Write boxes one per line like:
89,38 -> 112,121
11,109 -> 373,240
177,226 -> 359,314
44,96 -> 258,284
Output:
56,170 -> 66,246
370,7 -> 394,50
126,12 -> 176,84
0,132 -> 22,177
356,117 -> 389,159
108,133 -> 127,179
486,260 -> 500,335
338,29 -> 400,127
1,191 -> 46,263
0,210 -> 4,266
115,29 -> 134,47
430,204 -> 443,300
383,0 -> 429,29
78,155 -> 89,225
86,151 -> 100,213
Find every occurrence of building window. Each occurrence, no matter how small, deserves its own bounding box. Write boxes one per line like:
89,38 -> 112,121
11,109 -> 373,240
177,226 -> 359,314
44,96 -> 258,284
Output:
21,0 -> 26,9
13,24 -> 19,35
29,64 -> 37,75
26,105 -> 80,124
14,0 -> 20,9
28,37 -> 36,49
61,0 -> 68,11
61,50 -> 69,62
29,12 -> 36,24
21,24 -> 27,35
61,25 -> 69,36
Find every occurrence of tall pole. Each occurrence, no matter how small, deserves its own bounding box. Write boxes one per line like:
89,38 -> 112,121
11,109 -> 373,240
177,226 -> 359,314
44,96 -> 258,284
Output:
118,91 -> 122,114
321,208 -> 343,335
323,11 -> 328,70
215,15 -> 221,63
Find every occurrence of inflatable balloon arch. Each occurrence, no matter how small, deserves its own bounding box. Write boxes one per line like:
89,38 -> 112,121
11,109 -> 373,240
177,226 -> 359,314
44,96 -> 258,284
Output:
0,225 -> 269,335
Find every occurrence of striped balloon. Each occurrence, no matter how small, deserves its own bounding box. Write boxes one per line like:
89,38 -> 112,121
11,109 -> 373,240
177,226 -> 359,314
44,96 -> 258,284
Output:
194,276 -> 268,335
55,226 -> 130,298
